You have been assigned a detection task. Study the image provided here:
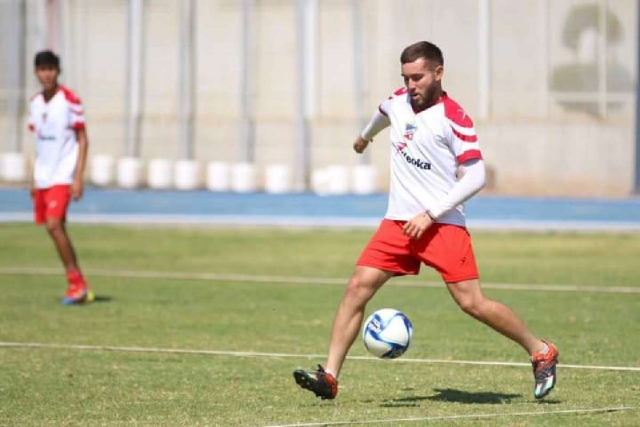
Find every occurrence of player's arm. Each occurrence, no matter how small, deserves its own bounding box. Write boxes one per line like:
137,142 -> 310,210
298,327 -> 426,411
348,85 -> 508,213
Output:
27,103 -> 36,199
354,108 -> 390,153
403,159 -> 486,239
28,155 -> 36,200
72,127 -> 88,200
427,158 -> 486,219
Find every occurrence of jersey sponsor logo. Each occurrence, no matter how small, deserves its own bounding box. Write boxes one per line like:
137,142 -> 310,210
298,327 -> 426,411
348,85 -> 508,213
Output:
37,131 -> 56,141
395,141 -> 408,153
400,150 -> 431,170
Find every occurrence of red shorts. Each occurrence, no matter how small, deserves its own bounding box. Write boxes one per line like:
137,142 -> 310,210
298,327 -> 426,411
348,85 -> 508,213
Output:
357,219 -> 479,283
33,185 -> 72,224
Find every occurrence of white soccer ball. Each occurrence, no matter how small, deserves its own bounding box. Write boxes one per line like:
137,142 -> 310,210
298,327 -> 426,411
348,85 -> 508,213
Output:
362,308 -> 413,359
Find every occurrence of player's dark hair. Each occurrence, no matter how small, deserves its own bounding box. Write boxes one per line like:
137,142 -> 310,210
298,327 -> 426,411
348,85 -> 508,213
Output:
400,41 -> 444,66
34,50 -> 60,69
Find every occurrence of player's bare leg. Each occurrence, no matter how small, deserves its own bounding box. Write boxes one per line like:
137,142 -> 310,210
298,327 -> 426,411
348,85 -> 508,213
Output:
293,266 -> 393,399
446,278 -> 542,353
326,266 -> 394,377
45,217 -> 79,271
45,217 -> 89,304
446,278 -> 559,399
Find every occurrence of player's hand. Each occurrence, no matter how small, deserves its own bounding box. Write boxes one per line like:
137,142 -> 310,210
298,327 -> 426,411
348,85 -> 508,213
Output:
353,136 -> 370,154
71,178 -> 84,201
402,213 -> 433,240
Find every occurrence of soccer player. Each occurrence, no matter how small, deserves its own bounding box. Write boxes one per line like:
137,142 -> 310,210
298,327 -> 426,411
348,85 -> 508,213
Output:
293,41 -> 558,400
28,50 -> 92,304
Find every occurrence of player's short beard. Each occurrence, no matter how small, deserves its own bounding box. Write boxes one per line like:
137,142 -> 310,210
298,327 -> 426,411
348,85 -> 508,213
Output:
423,83 -> 439,107
412,83 -> 439,110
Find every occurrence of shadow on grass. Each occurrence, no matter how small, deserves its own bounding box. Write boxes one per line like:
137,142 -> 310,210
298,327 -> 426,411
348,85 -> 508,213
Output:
92,294 -> 113,303
536,398 -> 562,405
58,294 -> 113,306
381,388 -> 522,407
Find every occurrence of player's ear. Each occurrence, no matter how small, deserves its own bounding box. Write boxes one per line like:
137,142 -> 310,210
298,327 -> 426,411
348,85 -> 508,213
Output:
434,65 -> 444,82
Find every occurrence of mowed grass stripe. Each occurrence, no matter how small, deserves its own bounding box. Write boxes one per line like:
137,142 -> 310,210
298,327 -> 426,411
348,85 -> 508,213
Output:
1,267 -> 639,294
2,341 -> 639,372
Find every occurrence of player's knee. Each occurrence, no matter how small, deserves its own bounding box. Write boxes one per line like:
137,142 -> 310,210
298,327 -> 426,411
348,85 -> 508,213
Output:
45,220 -> 64,235
456,294 -> 485,318
344,275 -> 376,305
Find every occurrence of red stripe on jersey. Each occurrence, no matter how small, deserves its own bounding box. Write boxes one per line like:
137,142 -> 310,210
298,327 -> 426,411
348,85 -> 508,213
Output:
388,87 -> 407,100
60,86 -> 82,105
378,105 -> 388,117
441,94 -> 474,128
394,87 -> 408,96
451,126 -> 478,142
28,124 -> 35,132
72,122 -> 85,130
457,150 -> 483,164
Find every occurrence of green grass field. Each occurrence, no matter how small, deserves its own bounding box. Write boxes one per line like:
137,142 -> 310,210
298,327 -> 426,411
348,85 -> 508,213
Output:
1,224 -> 639,426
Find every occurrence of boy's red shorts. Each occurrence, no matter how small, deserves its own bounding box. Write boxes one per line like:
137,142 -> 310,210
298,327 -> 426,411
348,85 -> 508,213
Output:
356,219 -> 479,283
33,185 -> 72,224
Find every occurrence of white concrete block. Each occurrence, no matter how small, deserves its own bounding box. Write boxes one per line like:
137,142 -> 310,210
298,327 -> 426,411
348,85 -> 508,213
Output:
264,164 -> 292,194
148,158 -> 173,189
206,161 -> 230,192
351,164 -> 378,195
231,162 -> 257,193
90,154 -> 115,186
1,152 -> 27,182
117,157 -> 143,189
174,160 -> 200,190
325,165 -> 349,195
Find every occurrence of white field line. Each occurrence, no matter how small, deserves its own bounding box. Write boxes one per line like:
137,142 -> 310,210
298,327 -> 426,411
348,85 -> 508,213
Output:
257,406 -> 638,427
3,212 -> 640,232
1,342 -> 640,372
1,266 -> 640,294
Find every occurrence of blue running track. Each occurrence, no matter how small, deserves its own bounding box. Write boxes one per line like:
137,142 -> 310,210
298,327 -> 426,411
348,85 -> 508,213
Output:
1,188 -> 639,231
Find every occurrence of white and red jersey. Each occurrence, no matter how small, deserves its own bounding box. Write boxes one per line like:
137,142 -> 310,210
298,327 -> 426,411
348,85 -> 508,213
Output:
28,85 -> 85,189
379,88 -> 482,226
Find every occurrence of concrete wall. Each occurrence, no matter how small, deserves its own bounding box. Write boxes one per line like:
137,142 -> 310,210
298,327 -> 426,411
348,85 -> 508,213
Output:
1,0 -> 637,196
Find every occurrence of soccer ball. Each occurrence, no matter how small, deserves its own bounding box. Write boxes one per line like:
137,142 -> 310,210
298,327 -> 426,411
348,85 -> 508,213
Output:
362,308 -> 413,359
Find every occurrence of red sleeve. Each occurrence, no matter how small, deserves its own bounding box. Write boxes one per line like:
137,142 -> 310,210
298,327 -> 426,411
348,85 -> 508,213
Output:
61,86 -> 86,130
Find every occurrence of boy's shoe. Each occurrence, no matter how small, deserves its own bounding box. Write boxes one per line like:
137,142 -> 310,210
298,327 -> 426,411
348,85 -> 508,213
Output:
61,282 -> 88,305
531,341 -> 559,399
293,365 -> 338,400
62,270 -> 91,305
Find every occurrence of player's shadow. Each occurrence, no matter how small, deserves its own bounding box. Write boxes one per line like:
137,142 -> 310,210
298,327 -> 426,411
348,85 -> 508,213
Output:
384,388 -> 522,406
92,295 -> 113,303
427,388 -> 521,404
535,398 -> 562,405
381,388 -> 562,407
56,294 -> 113,305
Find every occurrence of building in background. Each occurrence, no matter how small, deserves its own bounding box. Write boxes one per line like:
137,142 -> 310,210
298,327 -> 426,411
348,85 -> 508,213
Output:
0,0 -> 637,196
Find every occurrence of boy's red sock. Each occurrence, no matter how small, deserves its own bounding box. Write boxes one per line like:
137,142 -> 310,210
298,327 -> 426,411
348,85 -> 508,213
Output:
66,269 -> 87,288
